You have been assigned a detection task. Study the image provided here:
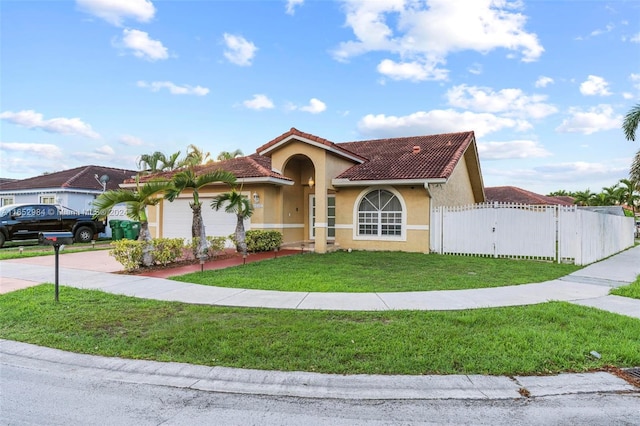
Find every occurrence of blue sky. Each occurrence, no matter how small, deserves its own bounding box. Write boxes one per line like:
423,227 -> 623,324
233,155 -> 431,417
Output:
1,0 -> 639,195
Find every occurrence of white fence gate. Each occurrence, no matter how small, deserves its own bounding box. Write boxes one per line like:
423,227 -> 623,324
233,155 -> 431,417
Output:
431,203 -> 634,265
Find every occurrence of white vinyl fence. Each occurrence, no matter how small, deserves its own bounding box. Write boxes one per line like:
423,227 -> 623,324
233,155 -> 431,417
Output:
431,203 -> 634,265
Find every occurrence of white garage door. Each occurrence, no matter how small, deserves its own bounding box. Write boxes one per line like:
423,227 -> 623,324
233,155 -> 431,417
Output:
162,197 -> 249,242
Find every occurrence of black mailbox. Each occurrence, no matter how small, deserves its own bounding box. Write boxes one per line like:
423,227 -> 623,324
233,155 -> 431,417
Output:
39,232 -> 74,246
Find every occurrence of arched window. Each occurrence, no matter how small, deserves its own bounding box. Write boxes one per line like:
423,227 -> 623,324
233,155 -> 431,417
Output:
357,189 -> 402,236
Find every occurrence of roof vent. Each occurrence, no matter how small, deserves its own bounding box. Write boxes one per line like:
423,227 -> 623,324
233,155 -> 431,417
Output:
412,146 -> 421,154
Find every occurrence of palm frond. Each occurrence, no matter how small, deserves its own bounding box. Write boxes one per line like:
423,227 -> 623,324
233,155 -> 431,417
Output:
623,103 -> 640,142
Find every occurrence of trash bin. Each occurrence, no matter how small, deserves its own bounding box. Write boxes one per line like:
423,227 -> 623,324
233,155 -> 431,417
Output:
109,220 -> 124,241
121,221 -> 135,240
130,221 -> 141,240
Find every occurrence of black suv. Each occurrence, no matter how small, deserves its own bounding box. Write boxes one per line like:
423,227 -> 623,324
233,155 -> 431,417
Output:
0,203 -> 106,247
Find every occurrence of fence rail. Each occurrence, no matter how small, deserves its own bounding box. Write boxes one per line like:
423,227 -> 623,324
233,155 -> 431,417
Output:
430,202 -> 634,265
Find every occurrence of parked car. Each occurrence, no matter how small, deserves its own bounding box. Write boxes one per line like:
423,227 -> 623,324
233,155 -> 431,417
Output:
0,203 -> 106,247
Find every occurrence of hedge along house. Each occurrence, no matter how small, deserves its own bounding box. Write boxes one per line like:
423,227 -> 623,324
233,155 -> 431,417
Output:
136,128 -> 485,254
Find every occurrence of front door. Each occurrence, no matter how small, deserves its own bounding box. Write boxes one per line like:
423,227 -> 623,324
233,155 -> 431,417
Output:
310,195 -> 335,240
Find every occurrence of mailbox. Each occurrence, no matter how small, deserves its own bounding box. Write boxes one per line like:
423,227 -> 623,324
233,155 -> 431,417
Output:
39,232 -> 74,246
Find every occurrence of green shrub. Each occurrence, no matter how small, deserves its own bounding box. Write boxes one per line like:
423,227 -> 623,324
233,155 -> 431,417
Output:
153,238 -> 185,266
110,240 -> 144,271
245,230 -> 282,252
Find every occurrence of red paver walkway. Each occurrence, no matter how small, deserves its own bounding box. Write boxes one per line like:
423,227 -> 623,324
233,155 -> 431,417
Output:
137,249 -> 304,278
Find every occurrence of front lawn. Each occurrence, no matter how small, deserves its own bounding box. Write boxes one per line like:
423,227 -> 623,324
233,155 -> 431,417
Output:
172,251 -> 581,292
1,285 -> 638,376
611,276 -> 640,300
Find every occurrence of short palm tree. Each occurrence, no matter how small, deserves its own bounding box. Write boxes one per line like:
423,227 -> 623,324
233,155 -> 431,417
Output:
137,151 -> 182,174
572,189 -> 596,206
92,179 -> 170,266
211,189 -> 254,256
217,149 -> 244,161
164,169 -> 236,260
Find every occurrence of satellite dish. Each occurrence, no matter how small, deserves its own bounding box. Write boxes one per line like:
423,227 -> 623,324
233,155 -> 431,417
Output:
99,175 -> 110,184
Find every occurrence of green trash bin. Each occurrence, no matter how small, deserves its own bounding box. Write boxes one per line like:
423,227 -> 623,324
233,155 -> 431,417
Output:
130,221 -> 141,240
121,221 -> 136,240
109,220 -> 124,241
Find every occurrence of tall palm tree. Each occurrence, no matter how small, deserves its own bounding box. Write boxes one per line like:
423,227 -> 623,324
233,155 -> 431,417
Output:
623,103 -> 640,183
217,149 -> 244,161
92,179 -> 170,266
211,189 -> 254,256
164,169 -> 236,260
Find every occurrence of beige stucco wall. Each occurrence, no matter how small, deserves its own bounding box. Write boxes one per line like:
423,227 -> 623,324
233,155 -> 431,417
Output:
334,185 -> 431,253
429,154 -> 476,208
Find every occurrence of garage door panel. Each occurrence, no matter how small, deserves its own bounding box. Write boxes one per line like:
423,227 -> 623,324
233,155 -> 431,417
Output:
162,199 -> 249,240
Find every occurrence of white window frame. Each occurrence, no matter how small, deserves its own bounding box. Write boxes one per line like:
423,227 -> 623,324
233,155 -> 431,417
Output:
0,196 -> 14,206
352,187 -> 406,241
309,194 -> 336,240
39,195 -> 56,204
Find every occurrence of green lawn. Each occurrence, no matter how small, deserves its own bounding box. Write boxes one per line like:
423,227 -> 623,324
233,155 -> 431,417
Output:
0,242 -> 111,260
611,276 -> 640,300
172,251 -> 581,292
1,285 -> 638,376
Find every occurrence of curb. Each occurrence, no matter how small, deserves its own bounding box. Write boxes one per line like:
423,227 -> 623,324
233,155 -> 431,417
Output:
2,340 -> 637,400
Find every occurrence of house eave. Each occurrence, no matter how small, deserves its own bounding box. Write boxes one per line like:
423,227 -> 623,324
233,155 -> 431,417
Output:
332,178 -> 447,187
258,135 -> 365,164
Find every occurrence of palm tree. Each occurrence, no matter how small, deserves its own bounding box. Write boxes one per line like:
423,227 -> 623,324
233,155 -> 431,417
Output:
211,189 -> 254,256
137,151 -> 182,173
217,149 -> 244,161
572,189 -> 596,206
547,189 -> 571,197
164,169 -> 236,260
623,103 -> 640,183
601,184 -> 623,205
92,179 -> 170,266
619,178 -> 640,213
181,144 -> 212,168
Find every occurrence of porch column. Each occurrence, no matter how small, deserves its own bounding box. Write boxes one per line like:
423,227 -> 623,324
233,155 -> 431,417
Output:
314,177 -> 327,254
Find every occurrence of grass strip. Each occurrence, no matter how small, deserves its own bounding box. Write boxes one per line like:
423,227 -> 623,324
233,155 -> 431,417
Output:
172,251 -> 581,292
610,276 -> 640,300
1,285 -> 638,376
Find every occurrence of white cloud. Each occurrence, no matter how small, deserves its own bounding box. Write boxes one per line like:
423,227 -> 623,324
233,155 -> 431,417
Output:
76,0 -> 155,27
333,0 -> 543,81
377,59 -> 448,82
468,63 -> 483,75
535,76 -> 554,88
95,145 -> 115,155
223,33 -> 257,66
357,109 -> 531,139
629,73 -> 640,91
579,75 -> 612,96
243,94 -> 274,110
446,84 -> 557,119
285,0 -> 304,15
120,29 -> 168,61
623,92 -> 634,99
137,80 -> 209,96
590,23 -> 614,37
0,142 -> 64,159
119,134 -> 144,146
300,98 -> 327,114
556,104 -> 621,135
478,140 -> 552,160
630,32 -> 640,43
0,110 -> 100,139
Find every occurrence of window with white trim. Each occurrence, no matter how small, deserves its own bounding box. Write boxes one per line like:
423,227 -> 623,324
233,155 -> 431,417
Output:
357,189 -> 402,236
39,195 -> 56,204
0,196 -> 14,206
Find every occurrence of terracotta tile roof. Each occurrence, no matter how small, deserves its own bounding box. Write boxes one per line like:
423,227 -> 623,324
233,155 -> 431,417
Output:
134,155 -> 292,184
0,165 -> 137,192
485,186 -> 575,206
335,131 -> 475,181
256,127 -> 367,162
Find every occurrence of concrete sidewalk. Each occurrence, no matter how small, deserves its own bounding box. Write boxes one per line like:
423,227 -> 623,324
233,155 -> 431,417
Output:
1,246 -> 639,317
1,339 -> 637,400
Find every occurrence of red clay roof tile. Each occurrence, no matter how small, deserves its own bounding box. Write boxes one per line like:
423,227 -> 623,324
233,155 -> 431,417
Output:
485,186 -> 575,206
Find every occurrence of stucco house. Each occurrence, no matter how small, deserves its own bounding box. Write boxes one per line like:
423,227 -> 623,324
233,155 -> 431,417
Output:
0,165 -> 137,237
137,128 -> 485,254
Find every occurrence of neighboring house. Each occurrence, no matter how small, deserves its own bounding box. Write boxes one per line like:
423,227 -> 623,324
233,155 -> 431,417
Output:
135,128 -> 485,254
485,186 -> 575,206
0,165 -> 137,237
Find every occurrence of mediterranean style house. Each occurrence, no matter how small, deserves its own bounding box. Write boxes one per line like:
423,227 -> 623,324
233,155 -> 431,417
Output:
137,128 -> 485,254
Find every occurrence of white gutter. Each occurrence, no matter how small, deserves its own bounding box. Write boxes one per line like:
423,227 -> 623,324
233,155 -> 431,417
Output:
332,178 -> 447,187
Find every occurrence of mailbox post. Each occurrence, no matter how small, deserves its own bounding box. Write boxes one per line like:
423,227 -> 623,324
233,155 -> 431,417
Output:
39,232 -> 74,302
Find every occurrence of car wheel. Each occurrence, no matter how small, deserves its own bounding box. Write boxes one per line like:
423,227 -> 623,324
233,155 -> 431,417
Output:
75,226 -> 94,244
0,233 -> 5,248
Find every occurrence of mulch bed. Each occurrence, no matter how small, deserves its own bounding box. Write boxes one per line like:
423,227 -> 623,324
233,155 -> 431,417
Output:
115,250 -> 241,275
